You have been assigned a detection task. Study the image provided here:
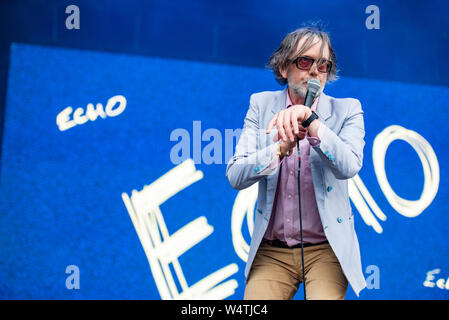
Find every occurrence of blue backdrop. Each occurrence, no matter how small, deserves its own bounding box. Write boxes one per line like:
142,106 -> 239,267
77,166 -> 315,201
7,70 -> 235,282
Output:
0,43 -> 448,299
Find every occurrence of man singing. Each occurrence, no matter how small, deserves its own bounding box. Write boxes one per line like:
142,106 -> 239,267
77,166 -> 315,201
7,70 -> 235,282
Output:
226,26 -> 366,299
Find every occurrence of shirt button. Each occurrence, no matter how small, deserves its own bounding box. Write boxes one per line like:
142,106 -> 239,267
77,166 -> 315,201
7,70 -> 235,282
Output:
288,194 -> 292,199
286,218 -> 290,223
337,217 -> 343,223
290,170 -> 294,175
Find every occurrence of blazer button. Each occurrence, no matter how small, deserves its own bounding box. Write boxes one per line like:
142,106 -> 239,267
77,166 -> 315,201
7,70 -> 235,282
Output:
327,186 -> 333,192
337,217 -> 343,223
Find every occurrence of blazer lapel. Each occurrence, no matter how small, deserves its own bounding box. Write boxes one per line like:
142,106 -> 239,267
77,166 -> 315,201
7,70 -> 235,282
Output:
270,87 -> 287,116
311,91 -> 332,207
316,92 -> 331,124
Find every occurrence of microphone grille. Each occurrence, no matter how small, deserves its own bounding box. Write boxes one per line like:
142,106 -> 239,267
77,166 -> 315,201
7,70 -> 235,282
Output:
306,79 -> 321,93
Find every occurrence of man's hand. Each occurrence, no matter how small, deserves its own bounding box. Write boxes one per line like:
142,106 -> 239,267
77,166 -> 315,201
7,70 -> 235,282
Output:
266,105 -> 313,143
278,130 -> 306,156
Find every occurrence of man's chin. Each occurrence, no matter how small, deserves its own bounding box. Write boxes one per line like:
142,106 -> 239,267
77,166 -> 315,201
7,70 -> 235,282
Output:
290,86 -> 307,98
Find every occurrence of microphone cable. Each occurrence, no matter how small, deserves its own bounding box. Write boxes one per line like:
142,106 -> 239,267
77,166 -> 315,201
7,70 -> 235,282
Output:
296,139 -> 307,300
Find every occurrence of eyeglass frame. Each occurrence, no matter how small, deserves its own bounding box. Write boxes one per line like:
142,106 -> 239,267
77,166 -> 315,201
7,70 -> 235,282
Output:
290,56 -> 333,74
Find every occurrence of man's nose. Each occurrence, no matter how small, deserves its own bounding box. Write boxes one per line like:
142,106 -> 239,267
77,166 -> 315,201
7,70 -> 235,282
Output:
309,62 -> 319,76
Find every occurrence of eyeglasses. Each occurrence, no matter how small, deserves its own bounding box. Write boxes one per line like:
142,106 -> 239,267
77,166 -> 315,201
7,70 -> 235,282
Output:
292,56 -> 333,74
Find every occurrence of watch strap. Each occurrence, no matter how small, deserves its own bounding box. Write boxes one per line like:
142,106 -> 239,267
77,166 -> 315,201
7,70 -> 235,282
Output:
301,111 -> 319,128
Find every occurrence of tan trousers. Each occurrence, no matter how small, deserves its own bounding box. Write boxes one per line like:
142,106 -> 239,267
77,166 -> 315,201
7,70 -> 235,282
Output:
244,240 -> 348,300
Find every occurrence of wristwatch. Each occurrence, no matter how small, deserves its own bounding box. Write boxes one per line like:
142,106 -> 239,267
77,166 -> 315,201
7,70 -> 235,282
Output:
301,111 -> 319,128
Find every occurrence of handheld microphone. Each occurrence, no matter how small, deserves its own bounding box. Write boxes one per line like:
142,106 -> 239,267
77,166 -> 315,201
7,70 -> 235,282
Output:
304,79 -> 321,108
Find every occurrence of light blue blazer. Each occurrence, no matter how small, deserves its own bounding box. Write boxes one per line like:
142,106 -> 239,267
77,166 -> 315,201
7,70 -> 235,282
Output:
226,88 -> 367,296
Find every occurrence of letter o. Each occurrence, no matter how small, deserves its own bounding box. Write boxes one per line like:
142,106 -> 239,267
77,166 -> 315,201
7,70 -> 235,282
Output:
105,95 -> 127,117
372,125 -> 439,218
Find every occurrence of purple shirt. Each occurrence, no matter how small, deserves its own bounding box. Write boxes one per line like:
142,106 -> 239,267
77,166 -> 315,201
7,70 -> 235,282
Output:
263,90 -> 327,246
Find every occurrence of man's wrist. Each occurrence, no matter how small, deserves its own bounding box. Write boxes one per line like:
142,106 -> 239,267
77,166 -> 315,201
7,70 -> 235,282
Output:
304,108 -> 313,121
301,110 -> 318,127
278,142 -> 291,158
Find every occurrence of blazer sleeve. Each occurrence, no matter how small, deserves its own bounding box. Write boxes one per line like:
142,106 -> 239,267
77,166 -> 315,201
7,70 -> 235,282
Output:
311,98 -> 365,180
226,94 -> 278,190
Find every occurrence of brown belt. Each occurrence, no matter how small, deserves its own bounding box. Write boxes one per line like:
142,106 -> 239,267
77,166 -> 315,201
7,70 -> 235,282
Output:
263,239 -> 328,249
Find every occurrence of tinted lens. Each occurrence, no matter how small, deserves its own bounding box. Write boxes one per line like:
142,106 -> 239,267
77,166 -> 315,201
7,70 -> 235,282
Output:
296,57 -> 314,70
317,60 -> 332,73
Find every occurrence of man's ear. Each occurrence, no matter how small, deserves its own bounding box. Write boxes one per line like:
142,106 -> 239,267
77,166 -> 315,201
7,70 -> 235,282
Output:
279,65 -> 288,80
